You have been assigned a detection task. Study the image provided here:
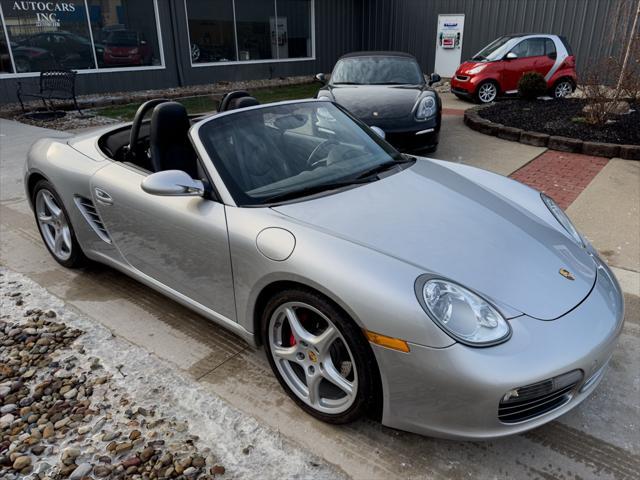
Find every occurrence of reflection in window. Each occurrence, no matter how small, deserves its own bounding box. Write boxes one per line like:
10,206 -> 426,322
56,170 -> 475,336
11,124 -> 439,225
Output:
1,16 -> 12,72
187,0 -> 236,63
88,0 -> 161,68
275,0 -> 311,59
0,0 -> 96,72
235,0 -> 276,61
184,0 -> 314,64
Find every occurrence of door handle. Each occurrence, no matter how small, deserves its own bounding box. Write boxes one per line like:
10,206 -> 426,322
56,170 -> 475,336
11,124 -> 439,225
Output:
94,187 -> 113,205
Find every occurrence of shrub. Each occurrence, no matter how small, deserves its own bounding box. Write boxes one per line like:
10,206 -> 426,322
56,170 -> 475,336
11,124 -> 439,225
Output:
518,72 -> 548,100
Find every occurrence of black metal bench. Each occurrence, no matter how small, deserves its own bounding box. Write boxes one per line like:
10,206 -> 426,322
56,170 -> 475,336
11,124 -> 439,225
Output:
17,70 -> 82,114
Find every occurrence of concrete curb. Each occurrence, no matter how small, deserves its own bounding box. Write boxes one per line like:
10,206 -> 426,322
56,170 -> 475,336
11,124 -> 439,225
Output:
464,107 -> 638,160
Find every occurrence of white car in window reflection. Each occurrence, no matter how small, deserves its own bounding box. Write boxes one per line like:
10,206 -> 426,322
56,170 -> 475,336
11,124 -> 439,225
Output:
24,94 -> 624,439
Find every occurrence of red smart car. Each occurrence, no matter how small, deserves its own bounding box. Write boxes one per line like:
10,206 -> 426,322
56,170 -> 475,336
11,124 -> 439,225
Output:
451,34 -> 576,103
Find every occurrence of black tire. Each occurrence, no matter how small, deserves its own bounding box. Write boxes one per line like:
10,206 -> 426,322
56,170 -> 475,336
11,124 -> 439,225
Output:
261,287 -> 379,424
32,180 -> 88,269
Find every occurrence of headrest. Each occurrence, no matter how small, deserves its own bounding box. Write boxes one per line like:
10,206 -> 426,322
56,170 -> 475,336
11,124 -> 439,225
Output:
219,90 -> 260,111
232,96 -> 260,109
150,102 -> 190,145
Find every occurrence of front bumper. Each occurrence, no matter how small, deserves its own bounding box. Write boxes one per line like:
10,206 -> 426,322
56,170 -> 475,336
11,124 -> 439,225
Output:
374,257 -> 624,439
371,116 -> 441,153
451,75 -> 482,99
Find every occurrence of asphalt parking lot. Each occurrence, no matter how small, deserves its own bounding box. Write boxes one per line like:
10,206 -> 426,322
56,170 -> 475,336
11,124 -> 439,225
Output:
1,99 -> 638,479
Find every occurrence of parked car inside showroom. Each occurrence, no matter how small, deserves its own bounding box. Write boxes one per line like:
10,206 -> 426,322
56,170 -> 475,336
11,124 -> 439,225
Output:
315,51 -> 442,153
451,34 -> 577,103
25,93 -> 623,440
103,30 -> 153,67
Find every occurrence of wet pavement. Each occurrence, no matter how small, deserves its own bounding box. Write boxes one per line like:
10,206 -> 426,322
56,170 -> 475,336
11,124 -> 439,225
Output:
1,117 -> 639,479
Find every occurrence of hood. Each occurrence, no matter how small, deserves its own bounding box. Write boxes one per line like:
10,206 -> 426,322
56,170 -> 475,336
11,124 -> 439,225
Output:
327,84 -> 423,121
106,45 -> 139,54
273,160 -> 596,321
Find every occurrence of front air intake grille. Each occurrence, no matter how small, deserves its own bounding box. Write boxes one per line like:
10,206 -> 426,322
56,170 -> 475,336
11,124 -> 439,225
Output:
74,196 -> 111,243
498,370 -> 583,424
455,75 -> 470,81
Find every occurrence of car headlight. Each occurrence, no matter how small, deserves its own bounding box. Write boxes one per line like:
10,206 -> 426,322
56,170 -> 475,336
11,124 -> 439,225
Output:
467,64 -> 487,75
415,95 -> 437,120
420,279 -> 511,346
541,193 -> 585,248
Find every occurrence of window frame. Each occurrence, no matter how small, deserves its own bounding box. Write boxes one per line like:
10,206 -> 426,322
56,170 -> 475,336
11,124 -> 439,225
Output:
0,0 -> 166,79
184,0 -> 315,68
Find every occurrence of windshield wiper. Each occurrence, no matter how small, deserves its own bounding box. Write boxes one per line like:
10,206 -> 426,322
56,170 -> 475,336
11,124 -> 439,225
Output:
355,157 -> 415,180
261,177 -> 375,204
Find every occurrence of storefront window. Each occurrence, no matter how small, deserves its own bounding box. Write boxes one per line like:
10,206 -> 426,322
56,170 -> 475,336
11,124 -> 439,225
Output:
1,16 -> 12,72
186,0 -> 236,63
234,0 -> 276,61
275,0 -> 311,59
0,0 -> 96,72
185,0 -> 313,65
88,0 -> 162,68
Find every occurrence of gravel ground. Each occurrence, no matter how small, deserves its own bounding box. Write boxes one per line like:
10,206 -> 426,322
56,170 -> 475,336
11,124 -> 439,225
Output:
478,98 -> 639,145
0,268 -> 344,480
12,112 -> 119,132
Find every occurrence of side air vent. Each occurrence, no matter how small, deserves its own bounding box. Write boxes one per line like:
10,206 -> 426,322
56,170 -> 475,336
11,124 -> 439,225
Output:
74,196 -> 111,244
498,370 -> 583,424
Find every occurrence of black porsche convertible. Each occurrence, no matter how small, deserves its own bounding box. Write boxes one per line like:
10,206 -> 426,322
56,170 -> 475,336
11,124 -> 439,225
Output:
315,51 -> 442,153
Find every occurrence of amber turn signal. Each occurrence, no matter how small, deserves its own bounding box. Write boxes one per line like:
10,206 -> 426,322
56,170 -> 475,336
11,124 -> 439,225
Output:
364,330 -> 410,353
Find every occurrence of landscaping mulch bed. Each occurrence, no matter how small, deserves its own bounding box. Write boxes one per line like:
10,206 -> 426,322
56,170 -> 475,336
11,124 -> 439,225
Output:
478,98 -> 639,146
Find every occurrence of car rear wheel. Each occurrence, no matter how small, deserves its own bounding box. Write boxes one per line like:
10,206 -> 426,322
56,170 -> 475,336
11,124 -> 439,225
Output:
33,180 -> 87,268
476,81 -> 498,104
262,288 -> 377,424
553,79 -> 574,98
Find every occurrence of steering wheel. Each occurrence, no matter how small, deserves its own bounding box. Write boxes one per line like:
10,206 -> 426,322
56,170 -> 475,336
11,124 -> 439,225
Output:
307,139 -> 340,168
126,98 -> 169,161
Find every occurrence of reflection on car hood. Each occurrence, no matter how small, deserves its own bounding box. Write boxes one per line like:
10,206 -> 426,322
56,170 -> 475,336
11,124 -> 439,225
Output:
273,159 -> 596,320
327,85 -> 423,121
456,61 -> 486,74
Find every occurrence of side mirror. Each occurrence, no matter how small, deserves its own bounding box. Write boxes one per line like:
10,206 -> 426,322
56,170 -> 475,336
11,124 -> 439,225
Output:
141,170 -> 204,197
370,126 -> 386,139
429,73 -> 442,86
314,73 -> 326,85
505,52 -> 518,60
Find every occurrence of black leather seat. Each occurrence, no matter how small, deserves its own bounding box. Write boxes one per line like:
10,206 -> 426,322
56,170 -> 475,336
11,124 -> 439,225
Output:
149,102 -> 198,178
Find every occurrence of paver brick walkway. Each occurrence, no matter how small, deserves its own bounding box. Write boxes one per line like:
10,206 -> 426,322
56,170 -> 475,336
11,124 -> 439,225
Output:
509,151 -> 609,209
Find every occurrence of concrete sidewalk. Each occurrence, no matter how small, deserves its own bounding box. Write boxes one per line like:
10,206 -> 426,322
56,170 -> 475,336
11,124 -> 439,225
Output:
1,117 -> 639,479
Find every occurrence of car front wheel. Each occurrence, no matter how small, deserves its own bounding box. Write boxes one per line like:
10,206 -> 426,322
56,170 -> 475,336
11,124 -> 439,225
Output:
262,288 -> 377,424
476,81 -> 498,103
32,180 -> 87,268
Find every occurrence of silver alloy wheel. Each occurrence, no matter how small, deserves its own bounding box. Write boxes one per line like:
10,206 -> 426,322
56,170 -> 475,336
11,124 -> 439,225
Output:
191,43 -> 201,62
35,189 -> 73,262
554,81 -> 573,98
478,82 -> 498,103
268,301 -> 358,414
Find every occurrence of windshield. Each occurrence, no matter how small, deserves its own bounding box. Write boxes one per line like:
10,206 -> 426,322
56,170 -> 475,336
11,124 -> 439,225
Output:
330,56 -> 424,85
472,36 -> 513,61
198,102 -> 405,206
106,32 -> 138,47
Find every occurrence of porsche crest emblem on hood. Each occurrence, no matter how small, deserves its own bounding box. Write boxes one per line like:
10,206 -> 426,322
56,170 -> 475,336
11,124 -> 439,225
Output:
559,268 -> 575,281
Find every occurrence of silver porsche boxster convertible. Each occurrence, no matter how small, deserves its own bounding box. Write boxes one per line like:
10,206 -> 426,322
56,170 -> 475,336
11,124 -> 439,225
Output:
25,93 -> 624,439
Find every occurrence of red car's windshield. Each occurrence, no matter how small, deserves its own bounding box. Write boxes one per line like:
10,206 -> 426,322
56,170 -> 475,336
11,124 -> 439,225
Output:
472,36 -> 513,62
